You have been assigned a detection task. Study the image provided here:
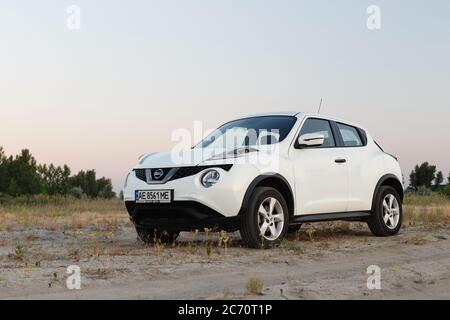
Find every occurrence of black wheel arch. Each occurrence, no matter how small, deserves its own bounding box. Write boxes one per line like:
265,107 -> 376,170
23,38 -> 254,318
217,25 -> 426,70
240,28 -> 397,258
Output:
239,173 -> 295,216
371,174 -> 404,211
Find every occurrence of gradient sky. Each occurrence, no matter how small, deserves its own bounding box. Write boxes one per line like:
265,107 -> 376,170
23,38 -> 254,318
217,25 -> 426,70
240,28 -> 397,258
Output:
1,0 -> 450,192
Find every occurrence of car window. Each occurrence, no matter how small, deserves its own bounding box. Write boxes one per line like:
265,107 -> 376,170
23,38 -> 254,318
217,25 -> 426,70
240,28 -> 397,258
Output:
299,118 -> 335,147
337,123 -> 363,147
196,116 -> 297,150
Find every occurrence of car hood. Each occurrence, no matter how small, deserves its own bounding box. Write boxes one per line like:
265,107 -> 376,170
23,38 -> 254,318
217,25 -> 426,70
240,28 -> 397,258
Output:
134,145 -> 281,169
135,148 -> 228,169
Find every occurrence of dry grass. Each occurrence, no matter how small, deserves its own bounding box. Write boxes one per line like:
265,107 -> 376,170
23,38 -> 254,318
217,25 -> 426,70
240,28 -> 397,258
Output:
403,194 -> 450,226
0,197 -> 128,230
246,277 -> 264,295
0,193 -> 448,240
402,235 -> 428,246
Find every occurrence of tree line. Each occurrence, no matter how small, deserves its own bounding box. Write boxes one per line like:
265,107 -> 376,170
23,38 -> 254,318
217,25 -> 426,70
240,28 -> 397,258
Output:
0,147 -> 115,199
0,147 -> 448,199
408,162 -> 450,196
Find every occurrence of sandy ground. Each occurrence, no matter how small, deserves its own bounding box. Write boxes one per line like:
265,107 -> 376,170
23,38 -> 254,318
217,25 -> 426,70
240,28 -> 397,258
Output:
0,222 -> 449,300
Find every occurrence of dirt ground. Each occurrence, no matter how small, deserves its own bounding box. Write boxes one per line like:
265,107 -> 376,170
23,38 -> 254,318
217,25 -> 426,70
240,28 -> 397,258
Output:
1,221 -> 449,300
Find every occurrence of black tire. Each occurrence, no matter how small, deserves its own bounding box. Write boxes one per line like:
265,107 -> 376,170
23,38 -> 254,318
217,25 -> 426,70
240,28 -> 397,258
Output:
135,226 -> 180,244
367,186 -> 402,236
239,187 -> 289,248
287,224 -> 302,234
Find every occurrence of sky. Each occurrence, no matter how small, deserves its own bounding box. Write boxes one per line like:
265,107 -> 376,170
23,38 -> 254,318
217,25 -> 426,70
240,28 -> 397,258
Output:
1,0 -> 449,192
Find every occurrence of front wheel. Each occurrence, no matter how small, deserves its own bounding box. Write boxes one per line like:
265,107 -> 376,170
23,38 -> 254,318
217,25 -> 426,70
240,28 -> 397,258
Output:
239,187 -> 289,248
135,226 -> 180,244
367,186 -> 403,236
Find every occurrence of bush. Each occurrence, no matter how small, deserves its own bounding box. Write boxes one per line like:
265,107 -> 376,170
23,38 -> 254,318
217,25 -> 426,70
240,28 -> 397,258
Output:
442,185 -> 450,199
0,192 -> 13,205
415,186 -> 433,196
69,187 -> 85,199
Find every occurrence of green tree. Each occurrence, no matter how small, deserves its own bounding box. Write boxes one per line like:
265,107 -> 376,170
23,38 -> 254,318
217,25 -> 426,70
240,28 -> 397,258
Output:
96,177 -> 116,198
38,164 -> 71,195
434,171 -> 444,189
0,147 -> 115,198
6,149 -> 42,196
0,147 -> 8,193
409,162 -> 436,189
69,169 -> 115,198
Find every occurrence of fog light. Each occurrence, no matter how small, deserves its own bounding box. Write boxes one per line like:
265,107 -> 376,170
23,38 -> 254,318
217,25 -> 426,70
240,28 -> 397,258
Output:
201,169 -> 220,188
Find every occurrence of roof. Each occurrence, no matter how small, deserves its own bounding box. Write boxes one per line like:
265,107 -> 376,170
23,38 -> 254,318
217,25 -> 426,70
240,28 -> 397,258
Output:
240,111 -> 301,118
234,112 -> 367,131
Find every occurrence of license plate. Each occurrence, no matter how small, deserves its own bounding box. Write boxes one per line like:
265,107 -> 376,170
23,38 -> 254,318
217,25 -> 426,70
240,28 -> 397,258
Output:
135,190 -> 172,203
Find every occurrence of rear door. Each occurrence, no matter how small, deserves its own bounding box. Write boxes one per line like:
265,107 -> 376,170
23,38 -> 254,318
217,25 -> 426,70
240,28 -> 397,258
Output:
289,118 -> 349,215
334,122 -> 371,211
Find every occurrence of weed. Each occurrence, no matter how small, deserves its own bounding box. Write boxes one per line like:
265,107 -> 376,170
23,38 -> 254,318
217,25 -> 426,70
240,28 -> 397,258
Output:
223,288 -> 230,299
218,230 -> 230,249
48,271 -> 59,288
304,225 -> 316,241
8,244 -> 25,261
246,277 -> 264,295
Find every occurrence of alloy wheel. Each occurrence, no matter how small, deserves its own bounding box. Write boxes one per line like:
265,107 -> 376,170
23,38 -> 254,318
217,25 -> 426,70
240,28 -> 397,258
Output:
382,194 -> 400,229
257,197 -> 285,240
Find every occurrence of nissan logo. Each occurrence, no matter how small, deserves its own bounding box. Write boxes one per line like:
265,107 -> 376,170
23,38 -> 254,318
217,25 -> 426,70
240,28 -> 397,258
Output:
153,169 -> 164,180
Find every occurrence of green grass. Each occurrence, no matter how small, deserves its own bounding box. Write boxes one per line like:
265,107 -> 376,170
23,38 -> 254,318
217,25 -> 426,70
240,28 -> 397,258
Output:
404,193 -> 450,206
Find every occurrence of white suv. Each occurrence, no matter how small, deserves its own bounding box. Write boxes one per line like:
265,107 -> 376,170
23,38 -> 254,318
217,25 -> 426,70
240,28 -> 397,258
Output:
124,112 -> 403,248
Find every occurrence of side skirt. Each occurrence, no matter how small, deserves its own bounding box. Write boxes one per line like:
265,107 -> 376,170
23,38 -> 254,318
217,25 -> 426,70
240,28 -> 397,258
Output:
290,211 -> 371,224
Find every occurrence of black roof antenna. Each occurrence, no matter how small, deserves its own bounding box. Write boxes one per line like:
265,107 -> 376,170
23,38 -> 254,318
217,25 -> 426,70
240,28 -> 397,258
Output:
317,98 -> 323,113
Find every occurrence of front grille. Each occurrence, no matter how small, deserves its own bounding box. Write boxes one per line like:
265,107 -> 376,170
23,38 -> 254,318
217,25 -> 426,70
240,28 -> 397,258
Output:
135,169 -> 146,181
170,167 -> 206,181
134,164 -> 232,183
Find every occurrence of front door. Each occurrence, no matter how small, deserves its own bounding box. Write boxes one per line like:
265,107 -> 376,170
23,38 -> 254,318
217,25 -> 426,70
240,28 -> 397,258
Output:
289,118 -> 349,215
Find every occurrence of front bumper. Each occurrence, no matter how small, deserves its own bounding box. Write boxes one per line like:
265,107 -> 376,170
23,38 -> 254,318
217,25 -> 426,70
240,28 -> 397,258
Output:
126,201 -> 240,231
123,164 -> 260,217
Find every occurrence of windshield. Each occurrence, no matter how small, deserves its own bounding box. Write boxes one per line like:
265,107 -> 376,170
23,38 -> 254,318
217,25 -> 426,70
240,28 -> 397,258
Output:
195,116 -> 297,150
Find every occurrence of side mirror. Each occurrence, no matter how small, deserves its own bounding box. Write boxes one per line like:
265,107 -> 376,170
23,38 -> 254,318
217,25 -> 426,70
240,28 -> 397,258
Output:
297,133 -> 325,148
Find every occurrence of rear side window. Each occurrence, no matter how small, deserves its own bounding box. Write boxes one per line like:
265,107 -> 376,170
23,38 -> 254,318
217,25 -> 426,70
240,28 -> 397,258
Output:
299,118 -> 335,147
337,123 -> 363,147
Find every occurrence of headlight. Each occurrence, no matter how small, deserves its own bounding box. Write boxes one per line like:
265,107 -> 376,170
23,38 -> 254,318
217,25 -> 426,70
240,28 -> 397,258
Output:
201,169 -> 220,188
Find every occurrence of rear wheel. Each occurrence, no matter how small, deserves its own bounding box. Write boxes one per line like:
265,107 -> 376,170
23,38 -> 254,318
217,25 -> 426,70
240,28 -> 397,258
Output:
240,187 -> 289,248
135,226 -> 179,244
367,186 -> 402,236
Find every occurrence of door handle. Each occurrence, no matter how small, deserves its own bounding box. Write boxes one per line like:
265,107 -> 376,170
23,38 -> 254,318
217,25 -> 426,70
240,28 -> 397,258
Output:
335,158 -> 346,163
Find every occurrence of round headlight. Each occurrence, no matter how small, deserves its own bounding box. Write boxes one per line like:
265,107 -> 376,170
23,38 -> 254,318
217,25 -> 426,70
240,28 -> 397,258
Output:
201,169 -> 220,188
